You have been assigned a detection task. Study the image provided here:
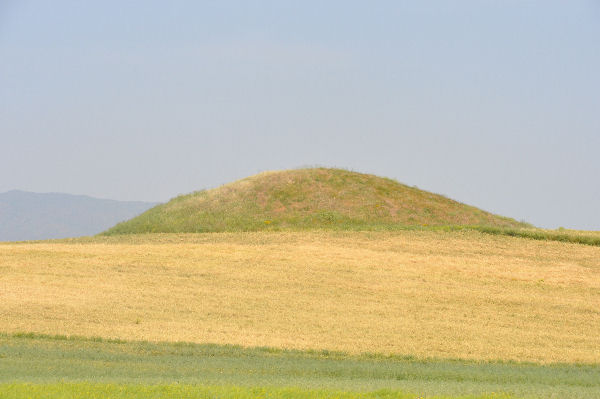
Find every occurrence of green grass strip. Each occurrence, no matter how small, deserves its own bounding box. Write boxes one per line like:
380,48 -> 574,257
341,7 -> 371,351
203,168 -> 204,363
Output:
0,383 -> 513,399
472,226 -> 600,247
1,333 -> 599,398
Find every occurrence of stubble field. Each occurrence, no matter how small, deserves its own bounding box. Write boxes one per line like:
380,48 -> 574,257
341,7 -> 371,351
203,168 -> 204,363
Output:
1,230 -> 598,363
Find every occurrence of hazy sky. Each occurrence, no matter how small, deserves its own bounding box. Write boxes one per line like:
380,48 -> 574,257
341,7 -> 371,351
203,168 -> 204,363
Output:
1,1 -> 599,229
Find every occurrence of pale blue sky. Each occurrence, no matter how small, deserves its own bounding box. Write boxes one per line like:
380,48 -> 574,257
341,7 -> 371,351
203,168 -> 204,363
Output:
1,1 -> 599,229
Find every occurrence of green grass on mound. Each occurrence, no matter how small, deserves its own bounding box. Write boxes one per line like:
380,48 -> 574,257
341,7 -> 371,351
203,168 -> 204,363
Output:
1,333 -> 599,398
103,168 -> 527,235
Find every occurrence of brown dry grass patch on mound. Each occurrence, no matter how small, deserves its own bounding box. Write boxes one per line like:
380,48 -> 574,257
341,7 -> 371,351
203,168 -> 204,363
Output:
1,231 -> 599,363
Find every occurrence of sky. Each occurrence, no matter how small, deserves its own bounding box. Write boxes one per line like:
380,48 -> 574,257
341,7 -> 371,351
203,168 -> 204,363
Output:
1,1 -> 599,230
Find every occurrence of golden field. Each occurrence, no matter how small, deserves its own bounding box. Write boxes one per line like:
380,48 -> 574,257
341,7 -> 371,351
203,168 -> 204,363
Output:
1,230 -> 599,363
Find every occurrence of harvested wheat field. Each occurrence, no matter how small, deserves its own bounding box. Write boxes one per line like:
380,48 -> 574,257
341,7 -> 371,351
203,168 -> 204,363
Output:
1,230 -> 599,364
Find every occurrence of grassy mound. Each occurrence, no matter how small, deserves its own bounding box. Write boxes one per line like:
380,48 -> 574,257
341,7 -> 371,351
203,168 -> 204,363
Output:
104,168 -> 526,234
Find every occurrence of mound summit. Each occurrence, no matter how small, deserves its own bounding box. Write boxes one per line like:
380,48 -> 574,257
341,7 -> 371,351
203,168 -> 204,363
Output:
104,168 -> 525,234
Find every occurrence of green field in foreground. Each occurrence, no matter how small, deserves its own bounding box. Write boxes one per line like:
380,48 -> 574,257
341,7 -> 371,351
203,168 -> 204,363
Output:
0,383 -> 509,399
1,334 -> 599,398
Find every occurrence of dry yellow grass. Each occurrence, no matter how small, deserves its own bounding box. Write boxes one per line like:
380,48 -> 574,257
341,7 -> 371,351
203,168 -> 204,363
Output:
1,231 -> 599,363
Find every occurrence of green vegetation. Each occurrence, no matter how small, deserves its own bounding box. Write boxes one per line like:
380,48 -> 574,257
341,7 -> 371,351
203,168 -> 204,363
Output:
1,333 -> 599,398
103,168 -> 527,235
101,168 -> 600,247
0,383 -> 510,399
473,226 -> 600,247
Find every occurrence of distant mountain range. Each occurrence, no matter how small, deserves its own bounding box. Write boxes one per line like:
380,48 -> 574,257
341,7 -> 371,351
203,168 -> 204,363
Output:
0,190 -> 158,241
